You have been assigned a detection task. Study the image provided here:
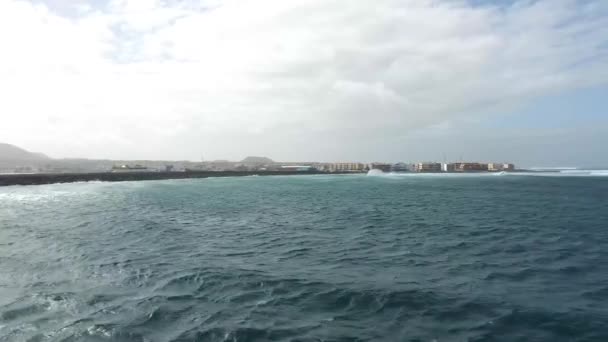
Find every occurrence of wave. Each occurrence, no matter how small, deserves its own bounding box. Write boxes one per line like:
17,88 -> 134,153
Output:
376,170 -> 608,178
528,167 -> 579,171
474,308 -> 608,341
366,169 -> 385,176
559,169 -> 608,176
3,173 -> 608,341
368,171 -> 499,178
497,170 -> 608,177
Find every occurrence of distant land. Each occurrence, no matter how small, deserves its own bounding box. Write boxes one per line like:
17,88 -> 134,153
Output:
240,156 -> 274,164
0,142 -> 287,174
0,143 -> 275,165
0,142 -> 520,176
0,143 -> 49,161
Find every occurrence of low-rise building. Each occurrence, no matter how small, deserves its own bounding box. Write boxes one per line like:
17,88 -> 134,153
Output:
415,162 -> 442,172
370,163 -> 392,172
487,163 -> 501,171
453,162 -> 488,172
280,165 -> 315,172
488,163 -> 516,171
328,163 -> 366,172
392,163 -> 410,172
441,163 -> 455,172
111,164 -> 151,172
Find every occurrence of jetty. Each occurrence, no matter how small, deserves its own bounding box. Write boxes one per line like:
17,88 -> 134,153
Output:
0,170 -> 339,187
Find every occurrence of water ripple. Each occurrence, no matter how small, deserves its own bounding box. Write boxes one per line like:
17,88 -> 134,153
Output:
1,175 -> 608,341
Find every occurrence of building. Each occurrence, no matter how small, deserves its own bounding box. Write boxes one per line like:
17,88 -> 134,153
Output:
280,165 -> 315,172
111,164 -> 151,172
328,163 -> 366,172
415,162 -> 442,172
487,163 -> 501,171
488,163 -> 516,171
441,163 -> 455,172
392,163 -> 410,172
369,163 -> 392,172
453,162 -> 488,172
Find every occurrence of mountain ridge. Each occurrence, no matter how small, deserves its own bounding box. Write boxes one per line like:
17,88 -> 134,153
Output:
0,143 -> 50,161
240,156 -> 274,164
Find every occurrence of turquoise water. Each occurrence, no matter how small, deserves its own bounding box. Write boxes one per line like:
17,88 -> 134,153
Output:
1,174 -> 608,341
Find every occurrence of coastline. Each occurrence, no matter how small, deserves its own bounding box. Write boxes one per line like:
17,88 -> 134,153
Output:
0,169 -> 560,187
0,170 -> 357,187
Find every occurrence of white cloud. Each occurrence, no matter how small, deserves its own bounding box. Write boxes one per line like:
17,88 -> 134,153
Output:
0,0 -> 606,161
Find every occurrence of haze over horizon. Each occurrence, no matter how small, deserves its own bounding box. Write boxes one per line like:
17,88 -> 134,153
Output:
1,0 -> 607,167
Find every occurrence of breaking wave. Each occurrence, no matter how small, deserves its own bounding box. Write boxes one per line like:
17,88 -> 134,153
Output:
497,170 -> 608,177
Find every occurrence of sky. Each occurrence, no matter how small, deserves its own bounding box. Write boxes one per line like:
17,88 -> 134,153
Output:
0,0 -> 607,166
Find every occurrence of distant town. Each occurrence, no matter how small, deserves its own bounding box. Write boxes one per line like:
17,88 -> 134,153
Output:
1,143 -> 515,175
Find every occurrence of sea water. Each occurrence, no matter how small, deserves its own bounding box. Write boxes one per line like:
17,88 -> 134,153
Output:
1,173 -> 608,341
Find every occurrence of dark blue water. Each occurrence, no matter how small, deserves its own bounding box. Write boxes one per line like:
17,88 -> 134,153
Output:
1,174 -> 608,341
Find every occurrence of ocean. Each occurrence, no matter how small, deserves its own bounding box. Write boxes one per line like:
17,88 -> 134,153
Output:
1,173 -> 608,341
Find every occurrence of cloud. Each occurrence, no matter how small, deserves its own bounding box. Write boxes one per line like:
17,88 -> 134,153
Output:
0,0 -> 606,160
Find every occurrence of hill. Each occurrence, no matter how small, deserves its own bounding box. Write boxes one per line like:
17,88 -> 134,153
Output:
240,156 -> 274,164
0,143 -> 50,161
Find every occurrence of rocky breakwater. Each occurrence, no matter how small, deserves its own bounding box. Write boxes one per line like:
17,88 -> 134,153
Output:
0,170 -> 332,186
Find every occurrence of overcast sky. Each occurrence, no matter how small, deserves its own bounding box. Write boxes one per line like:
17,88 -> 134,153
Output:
0,0 -> 607,166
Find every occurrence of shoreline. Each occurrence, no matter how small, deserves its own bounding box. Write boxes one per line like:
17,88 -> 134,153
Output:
0,169 -> 567,187
0,170 -> 361,187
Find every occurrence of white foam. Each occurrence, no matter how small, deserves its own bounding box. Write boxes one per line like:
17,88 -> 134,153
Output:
561,169 -> 608,176
528,166 -> 579,171
496,170 -> 608,177
367,170 -> 608,178
366,169 -> 385,176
